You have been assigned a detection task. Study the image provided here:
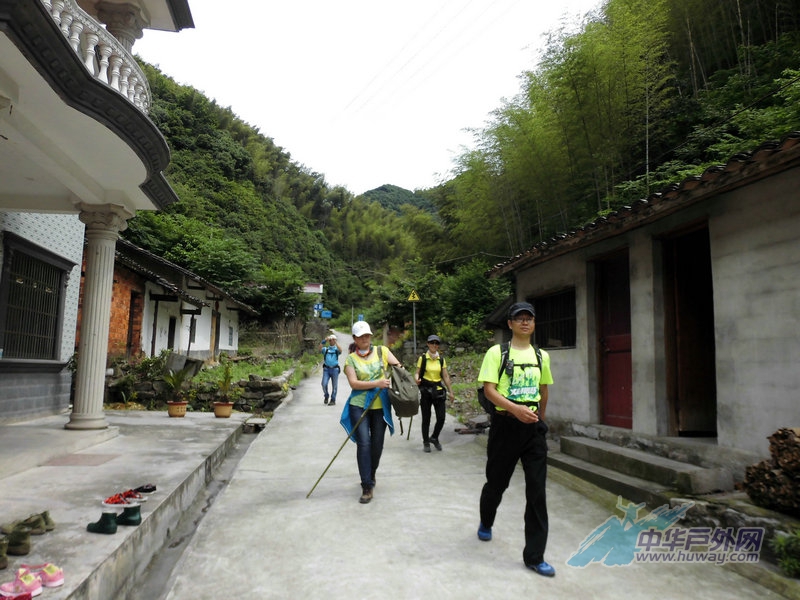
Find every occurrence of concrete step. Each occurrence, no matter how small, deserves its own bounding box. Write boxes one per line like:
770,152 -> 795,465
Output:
548,450 -> 676,508
559,436 -> 733,495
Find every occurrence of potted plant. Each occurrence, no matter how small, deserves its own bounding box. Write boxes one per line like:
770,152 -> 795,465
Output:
163,365 -> 195,417
213,357 -> 237,418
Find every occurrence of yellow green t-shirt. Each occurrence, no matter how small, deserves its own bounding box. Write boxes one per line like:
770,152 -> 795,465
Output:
345,346 -> 388,409
478,344 -> 553,409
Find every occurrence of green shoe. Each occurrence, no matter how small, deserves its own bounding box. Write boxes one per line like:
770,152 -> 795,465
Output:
116,505 -> 141,527
6,527 -> 31,556
39,511 -> 55,532
1,514 -> 45,536
87,512 -> 117,535
0,536 -> 8,569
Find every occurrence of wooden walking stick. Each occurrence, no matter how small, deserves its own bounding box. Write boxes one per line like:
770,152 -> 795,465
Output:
307,392 -> 377,499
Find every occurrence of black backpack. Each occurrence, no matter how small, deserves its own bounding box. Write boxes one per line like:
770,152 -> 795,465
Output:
477,342 -> 543,415
419,354 -> 443,381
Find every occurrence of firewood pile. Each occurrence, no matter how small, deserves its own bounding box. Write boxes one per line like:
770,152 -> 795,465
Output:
743,428 -> 800,517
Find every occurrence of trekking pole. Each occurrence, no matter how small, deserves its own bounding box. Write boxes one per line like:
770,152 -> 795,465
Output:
307,404 -> 371,499
406,416 -> 413,440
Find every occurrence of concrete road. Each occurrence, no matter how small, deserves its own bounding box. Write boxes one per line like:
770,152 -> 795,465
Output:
162,348 -> 783,600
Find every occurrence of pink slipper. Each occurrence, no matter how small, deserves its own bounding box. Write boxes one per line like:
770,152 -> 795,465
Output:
20,564 -> 63,588
0,568 -> 42,597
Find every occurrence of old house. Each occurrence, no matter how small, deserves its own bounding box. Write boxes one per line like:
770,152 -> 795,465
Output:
0,0 -> 193,426
84,238 -> 258,363
488,132 -> 800,462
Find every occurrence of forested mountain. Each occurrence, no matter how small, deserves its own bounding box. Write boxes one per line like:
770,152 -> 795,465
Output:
128,0 -> 800,341
362,184 -> 437,215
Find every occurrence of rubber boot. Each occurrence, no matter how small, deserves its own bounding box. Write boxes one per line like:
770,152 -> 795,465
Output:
0,536 -> 7,569
6,527 -> 31,555
87,512 -> 117,534
116,505 -> 141,527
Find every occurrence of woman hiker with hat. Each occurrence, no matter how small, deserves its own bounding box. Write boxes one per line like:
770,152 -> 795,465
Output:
340,320 -> 401,504
415,334 -> 454,452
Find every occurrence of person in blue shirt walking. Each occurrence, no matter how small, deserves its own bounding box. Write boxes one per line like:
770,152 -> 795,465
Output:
320,334 -> 342,405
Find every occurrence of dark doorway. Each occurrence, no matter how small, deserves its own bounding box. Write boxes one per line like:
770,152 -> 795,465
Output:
596,252 -> 633,428
167,316 -> 177,351
663,226 -> 717,436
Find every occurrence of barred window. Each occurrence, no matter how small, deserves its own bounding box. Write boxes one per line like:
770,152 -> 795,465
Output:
0,234 -> 73,360
531,288 -> 576,349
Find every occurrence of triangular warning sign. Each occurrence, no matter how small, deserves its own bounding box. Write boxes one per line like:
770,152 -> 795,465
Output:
408,289 -> 420,302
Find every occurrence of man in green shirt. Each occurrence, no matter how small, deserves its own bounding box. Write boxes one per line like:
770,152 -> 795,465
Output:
476,301 -> 555,577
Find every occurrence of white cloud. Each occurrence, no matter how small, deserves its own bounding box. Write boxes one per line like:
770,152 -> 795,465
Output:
136,0 -> 598,194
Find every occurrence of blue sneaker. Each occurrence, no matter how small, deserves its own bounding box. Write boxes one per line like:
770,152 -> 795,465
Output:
525,560 -> 556,577
477,522 -> 492,541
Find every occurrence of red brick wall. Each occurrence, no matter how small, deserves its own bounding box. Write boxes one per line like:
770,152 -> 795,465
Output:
76,255 -> 147,363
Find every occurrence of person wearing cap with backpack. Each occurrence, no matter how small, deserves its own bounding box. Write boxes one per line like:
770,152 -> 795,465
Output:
415,334 -> 454,452
320,334 -> 342,405
476,301 -> 556,577
340,320 -> 401,504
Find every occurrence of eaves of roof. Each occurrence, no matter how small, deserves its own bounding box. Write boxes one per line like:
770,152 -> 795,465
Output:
116,239 -> 259,315
115,252 -> 208,308
488,131 -> 800,278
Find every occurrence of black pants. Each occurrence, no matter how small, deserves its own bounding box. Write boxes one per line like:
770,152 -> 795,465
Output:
419,383 -> 445,443
479,413 -> 549,565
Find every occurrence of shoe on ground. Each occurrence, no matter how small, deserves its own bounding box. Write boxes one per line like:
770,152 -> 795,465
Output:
86,512 -> 117,535
477,522 -> 492,541
116,505 -> 142,527
359,487 -> 373,504
5,528 -> 31,556
324,398 -> 328,405
38,512 -> 55,533
1,515 -> 44,537
134,484 -> 156,494
423,443 -> 431,453
431,438 -> 442,451
0,568 -> 42,597
525,561 -> 556,577
0,537 -> 7,570
328,401 -> 336,406
19,564 -> 63,588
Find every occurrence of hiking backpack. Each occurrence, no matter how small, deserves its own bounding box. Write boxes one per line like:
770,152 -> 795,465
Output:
377,346 -> 420,418
477,342 -> 543,415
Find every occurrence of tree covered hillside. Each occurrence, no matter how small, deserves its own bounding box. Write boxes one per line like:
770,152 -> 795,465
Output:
127,0 -> 800,341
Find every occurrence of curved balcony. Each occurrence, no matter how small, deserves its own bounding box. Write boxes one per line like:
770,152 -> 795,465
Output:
40,0 -> 151,113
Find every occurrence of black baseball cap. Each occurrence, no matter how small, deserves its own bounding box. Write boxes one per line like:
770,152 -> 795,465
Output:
508,302 -> 535,319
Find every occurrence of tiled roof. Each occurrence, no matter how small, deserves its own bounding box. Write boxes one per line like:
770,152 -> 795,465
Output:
116,239 -> 259,315
489,131 -> 800,277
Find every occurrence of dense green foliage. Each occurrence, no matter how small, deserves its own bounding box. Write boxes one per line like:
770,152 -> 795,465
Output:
129,0 -> 800,340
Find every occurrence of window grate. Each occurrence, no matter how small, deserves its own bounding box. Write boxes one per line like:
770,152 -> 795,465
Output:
532,288 -> 576,349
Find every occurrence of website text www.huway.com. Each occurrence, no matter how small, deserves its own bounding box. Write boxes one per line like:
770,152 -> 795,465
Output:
634,526 -> 764,565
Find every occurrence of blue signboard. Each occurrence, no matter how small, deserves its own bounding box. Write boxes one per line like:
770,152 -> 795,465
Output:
321,310 -> 332,319
314,303 -> 323,310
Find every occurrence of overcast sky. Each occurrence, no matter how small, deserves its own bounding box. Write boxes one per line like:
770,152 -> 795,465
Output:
135,0 -> 599,195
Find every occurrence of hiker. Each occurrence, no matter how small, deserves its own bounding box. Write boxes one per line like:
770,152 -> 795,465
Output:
340,320 -> 401,504
476,301 -> 556,577
415,334 -> 454,452
320,334 -> 342,405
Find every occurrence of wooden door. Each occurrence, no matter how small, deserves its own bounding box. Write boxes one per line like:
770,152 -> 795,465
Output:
597,252 -> 633,428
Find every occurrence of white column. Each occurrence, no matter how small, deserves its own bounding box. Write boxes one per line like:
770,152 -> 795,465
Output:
66,203 -> 133,430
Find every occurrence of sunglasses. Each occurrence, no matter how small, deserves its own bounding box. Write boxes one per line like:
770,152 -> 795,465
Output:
428,341 -> 440,345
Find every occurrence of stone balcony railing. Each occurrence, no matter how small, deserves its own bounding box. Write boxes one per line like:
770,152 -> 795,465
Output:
40,0 -> 151,113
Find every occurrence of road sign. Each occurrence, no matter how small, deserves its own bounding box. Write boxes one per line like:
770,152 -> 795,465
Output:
321,310 -> 332,319
314,303 -> 323,310
408,289 -> 420,302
